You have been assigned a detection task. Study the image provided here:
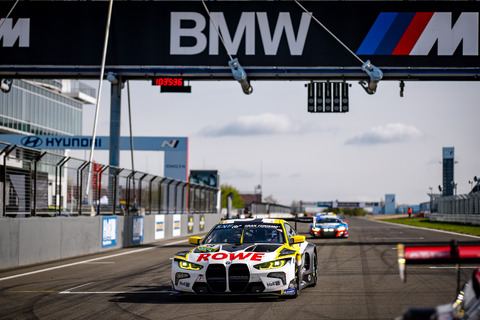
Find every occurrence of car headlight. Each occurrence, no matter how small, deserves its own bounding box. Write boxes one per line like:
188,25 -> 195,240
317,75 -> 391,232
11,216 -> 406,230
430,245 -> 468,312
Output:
178,260 -> 204,271
337,226 -> 346,231
254,259 -> 288,270
312,227 -> 320,232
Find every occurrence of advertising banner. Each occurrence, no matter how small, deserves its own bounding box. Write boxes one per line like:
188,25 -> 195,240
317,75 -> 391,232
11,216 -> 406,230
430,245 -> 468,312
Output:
199,214 -> 205,232
0,135 -> 188,181
0,135 -> 187,151
155,215 -> 165,240
132,216 -> 144,244
317,202 -> 333,208
1,1 -> 479,79
102,216 -> 117,248
187,216 -> 194,234
173,214 -> 181,237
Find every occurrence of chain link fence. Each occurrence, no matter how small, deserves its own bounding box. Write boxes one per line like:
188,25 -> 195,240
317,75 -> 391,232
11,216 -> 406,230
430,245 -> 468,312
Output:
0,143 -> 219,217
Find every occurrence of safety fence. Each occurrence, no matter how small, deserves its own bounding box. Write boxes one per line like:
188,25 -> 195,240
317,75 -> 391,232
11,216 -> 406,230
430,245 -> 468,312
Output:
437,192 -> 480,215
250,202 -> 292,216
430,192 -> 480,225
0,142 -> 219,217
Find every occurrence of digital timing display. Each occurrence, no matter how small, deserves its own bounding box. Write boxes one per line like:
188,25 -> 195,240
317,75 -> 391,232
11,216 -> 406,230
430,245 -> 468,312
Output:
152,78 -> 183,86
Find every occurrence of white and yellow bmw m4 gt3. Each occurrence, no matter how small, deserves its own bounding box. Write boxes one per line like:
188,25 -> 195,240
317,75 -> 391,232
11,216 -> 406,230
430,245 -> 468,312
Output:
171,218 -> 317,297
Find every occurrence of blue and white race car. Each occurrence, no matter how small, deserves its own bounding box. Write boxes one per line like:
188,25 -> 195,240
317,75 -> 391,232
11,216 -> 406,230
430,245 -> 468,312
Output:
171,218 -> 318,297
309,215 -> 349,238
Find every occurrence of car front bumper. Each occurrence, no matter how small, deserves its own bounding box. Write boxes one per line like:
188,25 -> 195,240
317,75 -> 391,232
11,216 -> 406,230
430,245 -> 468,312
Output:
171,260 -> 297,296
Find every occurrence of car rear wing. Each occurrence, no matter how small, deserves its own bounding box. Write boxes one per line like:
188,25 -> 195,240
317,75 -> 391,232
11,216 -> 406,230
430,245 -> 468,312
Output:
398,240 -> 480,288
283,215 -> 315,230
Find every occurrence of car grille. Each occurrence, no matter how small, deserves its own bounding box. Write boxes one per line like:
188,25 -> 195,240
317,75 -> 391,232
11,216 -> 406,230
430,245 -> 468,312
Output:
320,230 -> 337,237
228,264 -> 250,293
206,264 -> 227,293
204,263 -> 251,293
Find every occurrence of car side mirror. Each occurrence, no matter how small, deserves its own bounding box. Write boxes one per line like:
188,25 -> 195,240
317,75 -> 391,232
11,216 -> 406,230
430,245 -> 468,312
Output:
289,235 -> 306,245
189,236 -> 202,245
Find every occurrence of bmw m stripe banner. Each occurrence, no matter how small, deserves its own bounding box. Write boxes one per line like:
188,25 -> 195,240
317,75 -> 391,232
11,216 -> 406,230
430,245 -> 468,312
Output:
0,1 -> 479,79
357,12 -> 478,56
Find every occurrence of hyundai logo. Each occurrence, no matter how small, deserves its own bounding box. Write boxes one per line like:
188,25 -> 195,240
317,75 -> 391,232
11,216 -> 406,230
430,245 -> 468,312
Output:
161,140 -> 179,148
21,136 -> 43,148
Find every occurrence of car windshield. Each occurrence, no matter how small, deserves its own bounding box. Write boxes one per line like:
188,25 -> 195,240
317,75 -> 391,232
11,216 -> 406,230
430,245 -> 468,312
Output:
203,223 -> 286,244
317,218 -> 341,224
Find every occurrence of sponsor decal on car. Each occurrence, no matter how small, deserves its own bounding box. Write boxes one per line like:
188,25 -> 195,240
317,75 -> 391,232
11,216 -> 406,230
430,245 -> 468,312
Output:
266,280 -> 282,287
196,252 -> 265,262
282,289 -> 296,295
197,245 -> 219,252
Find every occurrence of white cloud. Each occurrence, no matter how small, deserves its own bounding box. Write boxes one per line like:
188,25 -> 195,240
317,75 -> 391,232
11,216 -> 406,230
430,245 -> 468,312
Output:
198,113 -> 302,137
345,123 -> 423,145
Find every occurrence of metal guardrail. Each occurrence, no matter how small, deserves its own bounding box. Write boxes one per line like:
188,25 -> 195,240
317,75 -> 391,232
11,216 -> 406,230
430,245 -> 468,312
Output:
0,143 -> 219,217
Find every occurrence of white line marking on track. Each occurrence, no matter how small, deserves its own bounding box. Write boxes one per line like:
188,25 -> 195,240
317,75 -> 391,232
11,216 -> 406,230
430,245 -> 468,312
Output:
60,282 -> 94,293
59,290 -> 173,295
0,238 -> 188,282
408,266 -> 478,269
429,266 -> 477,269
375,237 -> 424,240
368,218 -> 480,239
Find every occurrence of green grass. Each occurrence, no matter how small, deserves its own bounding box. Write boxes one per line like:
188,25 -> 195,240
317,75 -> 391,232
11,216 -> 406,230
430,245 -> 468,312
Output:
379,218 -> 480,237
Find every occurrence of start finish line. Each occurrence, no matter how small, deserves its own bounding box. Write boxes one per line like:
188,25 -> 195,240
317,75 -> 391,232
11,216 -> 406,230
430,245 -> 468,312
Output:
0,135 -> 188,181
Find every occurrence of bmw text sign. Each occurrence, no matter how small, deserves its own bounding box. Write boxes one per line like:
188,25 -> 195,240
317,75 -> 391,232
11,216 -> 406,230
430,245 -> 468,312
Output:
0,1 -> 479,80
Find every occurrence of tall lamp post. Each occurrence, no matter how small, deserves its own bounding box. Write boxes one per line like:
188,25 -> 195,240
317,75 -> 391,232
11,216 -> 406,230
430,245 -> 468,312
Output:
254,184 -> 262,202
451,181 -> 458,196
429,186 -> 433,212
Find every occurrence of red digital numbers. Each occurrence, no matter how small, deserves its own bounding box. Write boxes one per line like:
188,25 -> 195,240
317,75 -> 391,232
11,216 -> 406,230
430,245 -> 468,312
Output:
153,78 -> 183,86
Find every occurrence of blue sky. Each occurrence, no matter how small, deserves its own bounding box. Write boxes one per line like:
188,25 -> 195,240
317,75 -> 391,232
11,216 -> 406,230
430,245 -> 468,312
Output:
78,79 -> 480,207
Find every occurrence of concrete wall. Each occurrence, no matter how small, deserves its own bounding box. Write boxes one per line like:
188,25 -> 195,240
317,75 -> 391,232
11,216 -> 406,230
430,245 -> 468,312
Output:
0,212 -> 222,270
430,213 -> 480,226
